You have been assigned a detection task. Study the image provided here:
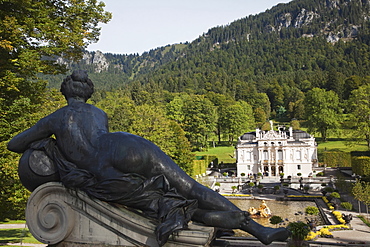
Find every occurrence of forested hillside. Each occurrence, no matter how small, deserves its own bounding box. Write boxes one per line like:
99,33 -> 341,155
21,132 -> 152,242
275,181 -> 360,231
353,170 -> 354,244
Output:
2,0 -> 370,219
42,0 -> 370,149
47,0 -> 370,115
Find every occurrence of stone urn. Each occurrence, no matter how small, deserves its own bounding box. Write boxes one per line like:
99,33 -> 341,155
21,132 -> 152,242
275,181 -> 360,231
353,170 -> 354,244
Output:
342,214 -> 353,224
306,218 -> 317,231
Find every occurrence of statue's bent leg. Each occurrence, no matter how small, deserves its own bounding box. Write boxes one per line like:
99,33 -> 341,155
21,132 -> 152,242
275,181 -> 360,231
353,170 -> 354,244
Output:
193,210 -> 290,245
241,219 -> 290,245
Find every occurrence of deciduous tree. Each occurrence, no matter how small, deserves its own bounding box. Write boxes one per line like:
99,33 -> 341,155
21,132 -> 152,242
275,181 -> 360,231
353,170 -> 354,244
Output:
304,88 -> 341,142
347,84 -> 370,150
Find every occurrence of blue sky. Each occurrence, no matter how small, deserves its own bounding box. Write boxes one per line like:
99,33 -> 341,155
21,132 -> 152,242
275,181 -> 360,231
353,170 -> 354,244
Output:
87,0 -> 292,55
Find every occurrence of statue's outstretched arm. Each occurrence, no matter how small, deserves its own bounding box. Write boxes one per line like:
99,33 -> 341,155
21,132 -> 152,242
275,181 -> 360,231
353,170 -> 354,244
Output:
8,116 -> 54,153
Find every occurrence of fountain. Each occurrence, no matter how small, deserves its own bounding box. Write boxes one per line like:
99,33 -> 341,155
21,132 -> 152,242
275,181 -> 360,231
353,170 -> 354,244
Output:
230,199 -> 322,237
248,200 -> 272,218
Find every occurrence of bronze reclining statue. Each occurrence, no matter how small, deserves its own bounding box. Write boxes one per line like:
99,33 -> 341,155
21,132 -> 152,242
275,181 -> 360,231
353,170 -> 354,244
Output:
8,70 -> 290,246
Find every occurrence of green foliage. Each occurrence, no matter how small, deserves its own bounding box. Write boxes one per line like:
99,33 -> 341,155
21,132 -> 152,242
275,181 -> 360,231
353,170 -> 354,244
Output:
304,88 -> 341,142
357,215 -> 370,227
352,156 -> 370,177
0,89 -> 65,220
347,84 -> 370,150
269,215 -> 283,225
352,180 -> 370,206
0,228 -> 41,244
324,187 -> 334,193
287,221 -> 311,241
192,160 -> 207,177
340,202 -> 353,211
330,192 -> 341,199
290,120 -> 301,130
323,152 -> 352,167
0,1 -> 110,220
203,155 -> 218,167
305,206 -> 319,215
0,142 -> 29,221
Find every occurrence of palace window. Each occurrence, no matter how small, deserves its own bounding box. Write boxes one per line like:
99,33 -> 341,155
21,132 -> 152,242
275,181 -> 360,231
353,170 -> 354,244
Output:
278,150 -> 283,160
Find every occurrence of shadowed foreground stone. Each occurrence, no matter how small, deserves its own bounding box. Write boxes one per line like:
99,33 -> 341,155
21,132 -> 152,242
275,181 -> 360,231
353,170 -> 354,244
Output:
26,182 -> 216,247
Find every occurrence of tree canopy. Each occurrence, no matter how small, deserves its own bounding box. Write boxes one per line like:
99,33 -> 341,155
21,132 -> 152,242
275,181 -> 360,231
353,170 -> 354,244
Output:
304,88 -> 341,142
0,0 -> 111,220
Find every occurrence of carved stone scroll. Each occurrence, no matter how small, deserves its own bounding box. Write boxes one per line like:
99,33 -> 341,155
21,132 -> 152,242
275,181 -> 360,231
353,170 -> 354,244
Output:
26,182 -> 216,247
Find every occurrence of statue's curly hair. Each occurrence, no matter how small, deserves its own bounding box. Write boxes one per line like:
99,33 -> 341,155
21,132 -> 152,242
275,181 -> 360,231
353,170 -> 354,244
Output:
60,70 -> 94,101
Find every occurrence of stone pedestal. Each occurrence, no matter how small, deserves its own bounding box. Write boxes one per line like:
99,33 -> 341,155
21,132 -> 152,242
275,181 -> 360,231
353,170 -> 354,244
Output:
26,182 -> 215,247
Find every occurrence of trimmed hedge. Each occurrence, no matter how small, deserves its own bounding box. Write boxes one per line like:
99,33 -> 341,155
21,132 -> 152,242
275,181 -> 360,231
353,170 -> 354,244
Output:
352,156 -> 370,177
192,160 -> 207,177
192,155 -> 218,177
323,152 -> 351,167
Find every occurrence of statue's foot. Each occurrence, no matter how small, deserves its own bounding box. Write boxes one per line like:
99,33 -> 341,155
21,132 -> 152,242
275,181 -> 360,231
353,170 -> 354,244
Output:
241,216 -> 290,245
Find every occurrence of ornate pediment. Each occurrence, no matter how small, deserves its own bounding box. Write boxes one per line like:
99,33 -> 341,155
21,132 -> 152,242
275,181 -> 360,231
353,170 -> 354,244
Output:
263,130 -> 281,140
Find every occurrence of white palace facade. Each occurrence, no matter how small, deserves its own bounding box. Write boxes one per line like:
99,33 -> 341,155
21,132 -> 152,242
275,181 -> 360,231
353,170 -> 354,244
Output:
236,122 -> 318,177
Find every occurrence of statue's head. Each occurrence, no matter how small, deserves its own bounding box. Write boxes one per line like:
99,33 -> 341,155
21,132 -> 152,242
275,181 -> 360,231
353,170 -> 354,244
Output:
61,70 -> 94,102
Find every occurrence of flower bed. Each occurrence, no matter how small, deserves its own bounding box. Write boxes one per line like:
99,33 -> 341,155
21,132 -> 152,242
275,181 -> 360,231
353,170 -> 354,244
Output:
332,211 -> 346,224
305,224 -> 351,241
221,193 -> 252,197
322,196 -> 334,210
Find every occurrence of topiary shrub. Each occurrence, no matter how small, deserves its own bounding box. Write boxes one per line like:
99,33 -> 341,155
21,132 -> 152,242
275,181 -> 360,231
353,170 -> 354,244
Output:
341,202 -> 353,211
330,192 -> 340,199
305,206 -> 319,215
270,215 -> 283,227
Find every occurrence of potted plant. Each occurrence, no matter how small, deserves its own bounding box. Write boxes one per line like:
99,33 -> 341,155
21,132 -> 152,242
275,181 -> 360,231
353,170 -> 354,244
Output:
231,185 -> 237,194
287,221 -> 310,247
248,182 -> 255,193
274,185 -> 280,194
257,184 -> 264,193
280,173 -> 284,178
303,185 -> 310,194
214,182 -> 221,192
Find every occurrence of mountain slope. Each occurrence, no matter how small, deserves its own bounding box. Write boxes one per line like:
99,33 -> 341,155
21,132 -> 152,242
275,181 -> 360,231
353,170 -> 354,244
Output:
46,0 -> 370,102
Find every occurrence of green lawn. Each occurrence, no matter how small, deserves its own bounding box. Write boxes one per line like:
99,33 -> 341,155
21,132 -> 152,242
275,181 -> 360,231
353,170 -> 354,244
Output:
195,146 -> 236,164
0,228 -> 42,245
0,220 -> 26,224
0,220 -> 42,246
317,139 -> 368,153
